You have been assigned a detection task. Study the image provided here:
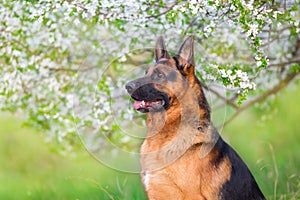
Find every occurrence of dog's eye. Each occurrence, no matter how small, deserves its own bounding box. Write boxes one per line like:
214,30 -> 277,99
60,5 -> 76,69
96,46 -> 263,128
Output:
157,71 -> 164,78
152,69 -> 165,80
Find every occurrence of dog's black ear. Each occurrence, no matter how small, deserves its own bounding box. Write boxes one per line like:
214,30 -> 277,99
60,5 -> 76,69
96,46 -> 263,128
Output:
155,36 -> 170,62
176,35 -> 195,74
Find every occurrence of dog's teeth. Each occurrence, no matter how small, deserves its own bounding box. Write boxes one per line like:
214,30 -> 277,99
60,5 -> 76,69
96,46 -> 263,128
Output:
141,100 -> 145,107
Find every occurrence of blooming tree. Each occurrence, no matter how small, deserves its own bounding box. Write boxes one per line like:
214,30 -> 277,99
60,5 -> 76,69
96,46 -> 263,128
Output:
0,0 -> 299,166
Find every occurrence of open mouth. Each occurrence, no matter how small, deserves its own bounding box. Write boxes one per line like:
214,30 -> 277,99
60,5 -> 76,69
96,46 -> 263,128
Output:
133,99 -> 165,113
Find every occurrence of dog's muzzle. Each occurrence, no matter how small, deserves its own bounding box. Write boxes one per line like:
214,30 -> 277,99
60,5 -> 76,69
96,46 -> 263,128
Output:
125,81 -> 169,113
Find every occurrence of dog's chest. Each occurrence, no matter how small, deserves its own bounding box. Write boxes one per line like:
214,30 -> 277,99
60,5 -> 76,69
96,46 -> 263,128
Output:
141,148 -> 201,192
142,171 -> 151,190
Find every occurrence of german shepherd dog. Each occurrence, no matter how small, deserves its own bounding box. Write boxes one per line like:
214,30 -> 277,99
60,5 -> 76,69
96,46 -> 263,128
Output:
125,36 -> 265,200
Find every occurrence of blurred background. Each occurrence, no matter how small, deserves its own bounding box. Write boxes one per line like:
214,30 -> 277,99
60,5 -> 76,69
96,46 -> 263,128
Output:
1,1 -> 299,199
1,82 -> 299,200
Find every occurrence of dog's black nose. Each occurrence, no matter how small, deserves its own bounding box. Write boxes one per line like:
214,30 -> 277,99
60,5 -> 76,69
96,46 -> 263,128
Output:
125,81 -> 136,94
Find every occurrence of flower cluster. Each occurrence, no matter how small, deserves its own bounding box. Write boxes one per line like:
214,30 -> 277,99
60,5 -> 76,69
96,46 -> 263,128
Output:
0,0 -> 298,154
218,69 -> 256,91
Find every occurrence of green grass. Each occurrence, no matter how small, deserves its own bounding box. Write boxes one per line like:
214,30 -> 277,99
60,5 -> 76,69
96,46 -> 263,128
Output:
222,84 -> 300,200
0,84 -> 299,199
0,115 -> 146,200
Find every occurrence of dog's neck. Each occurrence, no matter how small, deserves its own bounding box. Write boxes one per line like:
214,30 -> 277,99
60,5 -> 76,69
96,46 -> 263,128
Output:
141,81 -> 220,171
142,109 -> 218,171
146,80 -> 210,136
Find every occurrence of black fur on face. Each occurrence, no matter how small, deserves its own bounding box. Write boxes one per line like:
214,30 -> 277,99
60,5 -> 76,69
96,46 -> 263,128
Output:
125,73 -> 170,113
133,84 -> 169,113
126,35 -> 196,113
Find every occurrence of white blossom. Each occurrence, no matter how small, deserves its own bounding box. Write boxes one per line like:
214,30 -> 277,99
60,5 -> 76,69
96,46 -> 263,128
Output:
218,68 -> 256,92
246,24 -> 259,38
0,0 -> 297,154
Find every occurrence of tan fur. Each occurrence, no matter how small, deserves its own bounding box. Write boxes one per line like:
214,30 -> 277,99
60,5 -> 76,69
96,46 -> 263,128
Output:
140,62 -> 232,199
141,149 -> 232,200
126,36 -> 264,200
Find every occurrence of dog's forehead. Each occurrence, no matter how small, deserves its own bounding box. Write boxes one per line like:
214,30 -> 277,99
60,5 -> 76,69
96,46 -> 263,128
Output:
149,59 -> 178,73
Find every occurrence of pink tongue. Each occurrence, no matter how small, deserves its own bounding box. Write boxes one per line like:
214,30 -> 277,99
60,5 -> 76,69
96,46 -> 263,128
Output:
133,100 -> 143,110
133,100 -> 162,110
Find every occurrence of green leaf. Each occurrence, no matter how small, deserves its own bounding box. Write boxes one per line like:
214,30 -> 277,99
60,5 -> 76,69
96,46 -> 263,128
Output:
290,64 -> 300,73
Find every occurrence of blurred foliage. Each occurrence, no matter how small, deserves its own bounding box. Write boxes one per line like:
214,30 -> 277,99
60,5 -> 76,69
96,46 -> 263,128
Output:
223,83 -> 300,200
0,114 -> 146,199
0,0 -> 299,152
1,82 -> 300,199
0,1 -> 299,198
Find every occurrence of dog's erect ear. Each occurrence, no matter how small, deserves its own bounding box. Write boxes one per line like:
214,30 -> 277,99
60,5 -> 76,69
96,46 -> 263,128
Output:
155,36 -> 170,62
176,35 -> 195,74
178,35 -> 195,66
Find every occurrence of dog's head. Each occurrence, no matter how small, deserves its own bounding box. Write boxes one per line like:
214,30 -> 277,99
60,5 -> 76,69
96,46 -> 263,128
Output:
125,36 -> 197,113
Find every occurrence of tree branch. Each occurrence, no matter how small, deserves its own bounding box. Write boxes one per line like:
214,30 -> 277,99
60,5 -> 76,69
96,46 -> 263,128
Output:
146,1 -> 178,19
11,39 -> 35,55
203,85 -> 239,109
213,94 -> 239,111
268,58 -> 300,67
183,17 -> 199,36
261,25 -> 294,47
221,70 -> 299,127
48,66 -> 97,72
